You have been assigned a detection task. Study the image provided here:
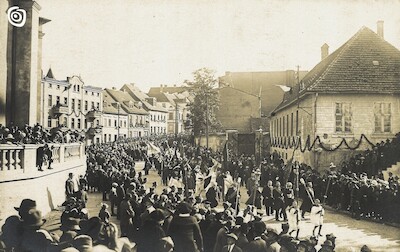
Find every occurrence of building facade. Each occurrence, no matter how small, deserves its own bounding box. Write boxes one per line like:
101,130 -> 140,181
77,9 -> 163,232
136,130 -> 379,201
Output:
104,88 -> 149,138
41,70 -> 103,144
102,93 -> 128,142
270,25 -> 400,171
121,84 -> 168,135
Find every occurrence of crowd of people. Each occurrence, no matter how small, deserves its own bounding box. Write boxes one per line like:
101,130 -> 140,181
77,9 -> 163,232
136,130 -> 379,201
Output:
1,133 -> 398,251
0,123 -> 85,144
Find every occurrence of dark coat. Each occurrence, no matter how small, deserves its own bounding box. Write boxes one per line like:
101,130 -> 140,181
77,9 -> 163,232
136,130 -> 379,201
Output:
137,220 -> 165,252
168,215 -> 203,252
244,239 -> 268,252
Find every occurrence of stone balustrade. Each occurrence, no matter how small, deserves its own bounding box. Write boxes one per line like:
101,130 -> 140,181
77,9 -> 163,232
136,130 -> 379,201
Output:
0,143 -> 85,183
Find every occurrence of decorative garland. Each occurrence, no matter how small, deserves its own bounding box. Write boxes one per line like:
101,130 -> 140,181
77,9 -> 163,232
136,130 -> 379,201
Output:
271,134 -> 376,153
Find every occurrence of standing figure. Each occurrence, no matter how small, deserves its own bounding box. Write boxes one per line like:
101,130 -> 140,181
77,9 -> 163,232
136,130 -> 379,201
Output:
310,199 -> 324,237
262,180 -> 274,216
286,200 -> 300,239
273,181 -> 285,221
300,181 -> 315,219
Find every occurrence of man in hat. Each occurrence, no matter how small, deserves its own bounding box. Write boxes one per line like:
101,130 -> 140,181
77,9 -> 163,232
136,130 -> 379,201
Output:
15,199 -> 37,221
222,233 -> 242,252
245,225 -> 268,252
264,227 -> 281,252
168,202 -> 203,252
137,209 -> 167,252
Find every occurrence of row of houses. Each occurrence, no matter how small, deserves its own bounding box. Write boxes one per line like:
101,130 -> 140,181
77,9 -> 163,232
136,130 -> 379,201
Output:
41,71 -> 193,144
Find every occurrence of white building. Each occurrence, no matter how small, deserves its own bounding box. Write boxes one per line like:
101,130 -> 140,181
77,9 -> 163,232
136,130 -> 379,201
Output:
121,84 -> 168,135
41,69 -> 103,144
102,93 -> 128,142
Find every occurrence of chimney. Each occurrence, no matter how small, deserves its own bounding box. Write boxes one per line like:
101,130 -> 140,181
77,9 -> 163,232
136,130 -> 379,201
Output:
321,43 -> 329,61
377,20 -> 384,38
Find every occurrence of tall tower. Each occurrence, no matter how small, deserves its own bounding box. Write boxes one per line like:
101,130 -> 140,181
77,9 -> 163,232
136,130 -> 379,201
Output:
0,0 -> 49,127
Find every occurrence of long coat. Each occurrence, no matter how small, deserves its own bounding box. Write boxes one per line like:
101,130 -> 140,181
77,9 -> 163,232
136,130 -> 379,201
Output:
168,215 -> 203,252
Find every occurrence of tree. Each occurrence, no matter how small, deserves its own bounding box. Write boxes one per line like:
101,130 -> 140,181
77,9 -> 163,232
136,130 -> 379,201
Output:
185,68 -> 221,137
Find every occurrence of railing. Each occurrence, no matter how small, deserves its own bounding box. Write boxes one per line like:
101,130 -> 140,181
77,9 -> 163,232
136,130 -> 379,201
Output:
0,143 -> 85,182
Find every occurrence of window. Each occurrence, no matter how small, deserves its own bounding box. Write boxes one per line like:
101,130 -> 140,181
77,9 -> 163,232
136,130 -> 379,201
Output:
64,87 -> 68,91
48,83 -> 52,88
286,114 -> 289,136
85,90 -> 88,95
56,85 -> 60,90
71,118 -> 75,128
374,103 -> 391,133
73,85 -> 76,92
64,97 -> 68,105
63,118 -> 67,127
291,113 -> 293,136
96,102 -> 100,110
97,93 -> 100,97
335,103 -> 352,133
56,96 -> 60,105
77,85 -> 80,92
48,95 -> 52,107
72,99 -> 75,110
47,117 -> 52,128
77,119 -> 81,129
91,102 -> 95,109
114,120 -> 117,127
124,121 -> 127,128
78,100 -> 81,110
85,101 -> 88,111
85,119 -> 88,129
92,92 -> 94,96
169,112 -> 173,120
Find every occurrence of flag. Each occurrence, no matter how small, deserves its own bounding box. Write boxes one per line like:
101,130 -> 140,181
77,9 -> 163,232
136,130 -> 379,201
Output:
222,141 -> 229,170
275,84 -> 291,92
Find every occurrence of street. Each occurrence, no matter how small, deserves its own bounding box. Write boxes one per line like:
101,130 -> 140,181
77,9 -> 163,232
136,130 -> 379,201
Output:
77,162 -> 400,252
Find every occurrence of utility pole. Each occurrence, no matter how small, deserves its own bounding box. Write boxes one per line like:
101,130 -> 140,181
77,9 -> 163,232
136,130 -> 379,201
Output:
205,93 -> 209,149
117,102 -> 120,140
175,100 -> 178,139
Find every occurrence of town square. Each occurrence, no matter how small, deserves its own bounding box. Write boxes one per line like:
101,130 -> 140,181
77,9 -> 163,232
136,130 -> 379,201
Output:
0,0 -> 399,251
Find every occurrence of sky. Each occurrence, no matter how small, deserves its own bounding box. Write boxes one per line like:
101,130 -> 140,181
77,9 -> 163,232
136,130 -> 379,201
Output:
39,0 -> 400,92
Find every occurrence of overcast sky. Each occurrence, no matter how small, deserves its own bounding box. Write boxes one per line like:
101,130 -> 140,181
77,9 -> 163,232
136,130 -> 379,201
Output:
39,0 -> 400,92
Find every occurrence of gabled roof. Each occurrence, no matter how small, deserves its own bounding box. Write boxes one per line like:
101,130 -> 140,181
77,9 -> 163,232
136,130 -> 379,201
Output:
148,85 -> 189,96
102,94 -> 128,115
122,84 -> 167,112
273,26 -> 400,113
104,89 -> 148,115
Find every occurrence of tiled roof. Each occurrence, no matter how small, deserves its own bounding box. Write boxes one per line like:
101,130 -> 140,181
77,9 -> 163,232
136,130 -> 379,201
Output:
105,89 -> 148,115
42,77 -> 69,86
148,86 -> 189,96
122,84 -> 167,112
273,27 -> 400,113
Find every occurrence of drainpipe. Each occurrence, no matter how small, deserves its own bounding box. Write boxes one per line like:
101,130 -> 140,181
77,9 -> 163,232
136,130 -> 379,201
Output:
313,93 -> 318,169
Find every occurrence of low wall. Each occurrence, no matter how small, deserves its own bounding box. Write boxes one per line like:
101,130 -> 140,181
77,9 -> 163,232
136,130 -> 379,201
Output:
0,143 -> 86,226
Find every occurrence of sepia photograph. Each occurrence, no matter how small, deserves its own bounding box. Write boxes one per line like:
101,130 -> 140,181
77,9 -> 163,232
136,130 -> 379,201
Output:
0,0 -> 399,251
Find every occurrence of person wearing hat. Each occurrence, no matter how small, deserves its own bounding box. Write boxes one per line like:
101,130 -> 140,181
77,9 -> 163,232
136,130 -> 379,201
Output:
221,233 -> 242,252
98,203 -> 111,223
137,209 -> 167,252
245,224 -> 269,252
15,199 -> 37,221
59,217 -> 81,243
19,209 -> 56,251
72,235 -> 93,252
264,227 -> 281,252
318,240 -> 334,252
310,199 -> 324,237
168,202 -> 203,252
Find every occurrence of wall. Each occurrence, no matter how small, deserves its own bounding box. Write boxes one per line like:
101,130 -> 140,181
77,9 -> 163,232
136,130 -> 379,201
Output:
0,143 -> 86,226
195,133 -> 226,151
216,87 -> 260,133
270,93 -> 400,171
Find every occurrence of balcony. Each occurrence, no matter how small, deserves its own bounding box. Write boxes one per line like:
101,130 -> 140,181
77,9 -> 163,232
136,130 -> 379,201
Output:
52,104 -> 69,116
87,126 -> 103,136
86,109 -> 102,121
